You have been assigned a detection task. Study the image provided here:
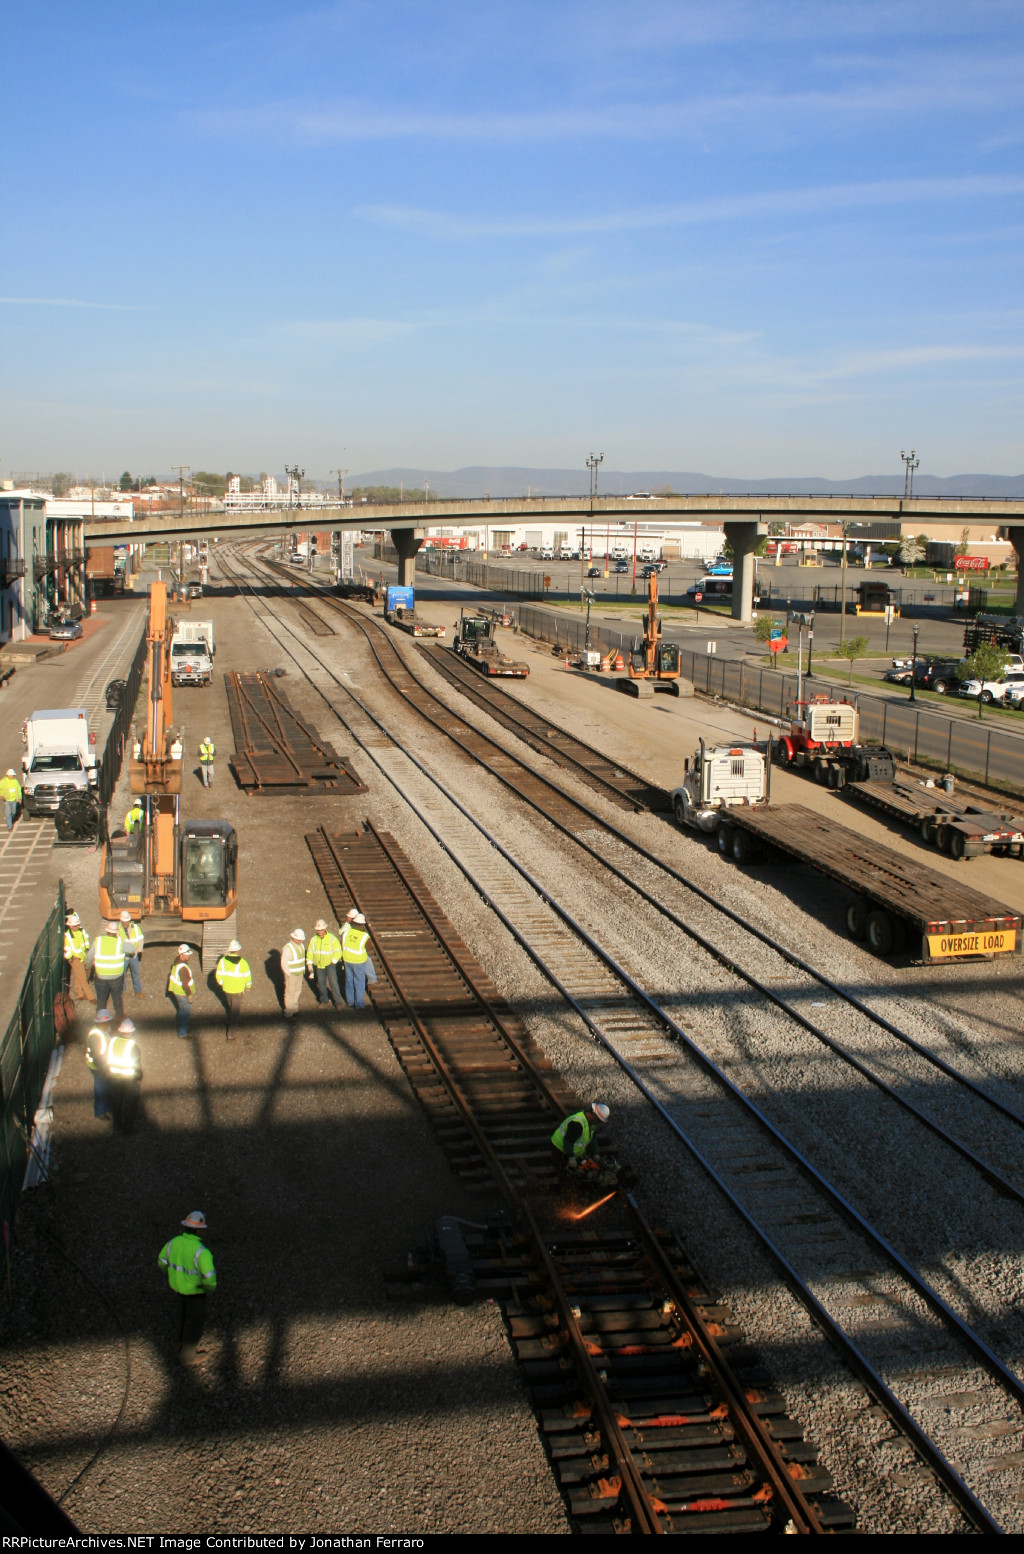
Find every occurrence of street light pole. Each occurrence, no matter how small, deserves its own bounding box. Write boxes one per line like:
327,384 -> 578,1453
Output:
909,623 -> 919,703
839,521 -> 849,646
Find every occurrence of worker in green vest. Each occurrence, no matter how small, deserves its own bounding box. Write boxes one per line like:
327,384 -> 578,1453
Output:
1,768 -> 22,830
199,737 -> 216,787
306,918 -> 343,1008
92,920 -> 126,1021
85,1011 -> 115,1119
551,1102 -> 610,1170
167,945 -> 195,1039
215,939 -> 251,1040
64,911 -> 95,1003
124,799 -> 144,834
341,913 -> 377,1009
158,1210 -> 217,1363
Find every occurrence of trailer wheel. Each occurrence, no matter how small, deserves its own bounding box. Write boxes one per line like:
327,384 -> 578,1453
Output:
717,824 -> 734,857
948,829 -> 967,861
920,817 -> 937,845
845,898 -> 868,939
731,828 -> 755,864
866,910 -> 896,956
772,739 -> 790,766
826,764 -> 840,789
814,760 -> 827,784
936,825 -> 952,854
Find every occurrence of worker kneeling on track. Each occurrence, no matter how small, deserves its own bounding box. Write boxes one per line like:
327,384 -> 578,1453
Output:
551,1101 -> 620,1188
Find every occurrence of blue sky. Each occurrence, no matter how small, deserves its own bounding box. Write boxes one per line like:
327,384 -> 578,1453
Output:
3,1 -> 1024,479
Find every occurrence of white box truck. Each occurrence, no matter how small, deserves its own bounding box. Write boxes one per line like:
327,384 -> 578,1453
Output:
21,709 -> 98,815
170,620 -> 214,686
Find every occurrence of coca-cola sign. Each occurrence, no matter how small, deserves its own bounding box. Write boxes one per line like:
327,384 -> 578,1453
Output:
954,555 -> 991,571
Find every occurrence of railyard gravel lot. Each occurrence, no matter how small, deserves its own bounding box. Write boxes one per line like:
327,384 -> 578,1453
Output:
4,564 -> 1024,1534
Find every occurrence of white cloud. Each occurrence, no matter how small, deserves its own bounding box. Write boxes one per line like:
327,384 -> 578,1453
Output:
356,174 -> 1024,240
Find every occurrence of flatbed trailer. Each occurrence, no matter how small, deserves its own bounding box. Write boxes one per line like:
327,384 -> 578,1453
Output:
843,779 -> 1024,861
715,803 -> 1021,961
385,610 -> 445,638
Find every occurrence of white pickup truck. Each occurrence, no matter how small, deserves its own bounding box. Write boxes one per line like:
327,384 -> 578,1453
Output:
170,620 -> 214,686
21,708 -> 98,816
671,738 -> 770,833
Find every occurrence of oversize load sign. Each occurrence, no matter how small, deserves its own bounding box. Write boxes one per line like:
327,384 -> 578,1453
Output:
927,928 -> 1017,959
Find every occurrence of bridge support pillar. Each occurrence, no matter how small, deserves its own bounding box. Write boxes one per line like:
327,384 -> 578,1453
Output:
724,521 -> 766,622
391,528 -> 424,588
1008,526 -> 1024,618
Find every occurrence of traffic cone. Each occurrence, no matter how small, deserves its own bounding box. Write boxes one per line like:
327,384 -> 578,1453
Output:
613,651 -> 624,670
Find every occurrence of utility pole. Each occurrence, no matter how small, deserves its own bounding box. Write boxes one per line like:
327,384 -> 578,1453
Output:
586,451 -> 603,501
285,465 -> 304,509
172,464 -> 190,520
901,448 -> 919,498
330,467 -> 348,503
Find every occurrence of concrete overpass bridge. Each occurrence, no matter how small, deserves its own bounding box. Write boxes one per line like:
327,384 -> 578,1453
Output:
86,492 -> 1024,621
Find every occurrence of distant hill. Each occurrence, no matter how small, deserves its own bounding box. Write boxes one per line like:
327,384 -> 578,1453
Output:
347,466 -> 1024,500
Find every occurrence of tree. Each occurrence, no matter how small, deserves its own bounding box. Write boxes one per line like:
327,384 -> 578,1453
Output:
721,535 -> 769,562
835,634 -> 869,683
51,472 -> 73,497
118,470 -> 133,492
899,535 -> 924,565
752,616 -> 775,644
959,642 -> 1010,714
955,525 -> 971,560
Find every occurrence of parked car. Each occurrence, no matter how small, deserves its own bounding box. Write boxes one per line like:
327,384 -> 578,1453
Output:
1004,684 -> 1024,709
614,561 -> 629,574
48,618 -> 84,641
587,565 -> 602,578
641,563 -> 658,577
958,672 -> 1024,705
707,562 -> 733,577
913,659 -> 963,694
884,666 -> 913,685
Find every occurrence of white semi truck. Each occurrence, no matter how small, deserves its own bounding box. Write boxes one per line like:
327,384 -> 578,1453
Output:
170,620 -> 214,687
21,709 -> 98,816
671,738 -> 771,833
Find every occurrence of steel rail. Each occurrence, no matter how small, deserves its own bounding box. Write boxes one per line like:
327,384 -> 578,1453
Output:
295,579 -> 1024,1197
314,819 -> 818,1534
300,566 -> 1024,1138
222,545 -> 1015,1530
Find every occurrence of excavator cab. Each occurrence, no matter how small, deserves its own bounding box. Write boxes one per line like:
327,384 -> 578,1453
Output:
181,822 -> 237,916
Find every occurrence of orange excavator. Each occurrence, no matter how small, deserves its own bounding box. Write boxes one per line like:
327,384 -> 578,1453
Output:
620,571 -> 683,698
99,580 -> 238,966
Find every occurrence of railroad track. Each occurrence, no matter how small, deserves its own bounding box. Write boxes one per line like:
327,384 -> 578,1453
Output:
224,669 -> 366,795
307,819 -> 846,1533
219,544 -> 1024,1529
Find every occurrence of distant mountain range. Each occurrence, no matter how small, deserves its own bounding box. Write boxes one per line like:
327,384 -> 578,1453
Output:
345,466 -> 1024,500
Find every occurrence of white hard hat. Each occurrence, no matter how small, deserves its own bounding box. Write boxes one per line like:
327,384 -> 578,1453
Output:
182,1210 -> 206,1230
178,943 -> 193,956
107,921 -> 120,933
291,928 -> 306,940
314,919 -> 327,932
67,912 -> 81,926
227,939 -> 242,953
352,913 -> 366,925
120,911 -> 132,922
591,1102 -> 610,1122
95,1009 -> 113,1023
118,1019 -> 135,1034
345,908 -> 358,920
6,769 -> 14,778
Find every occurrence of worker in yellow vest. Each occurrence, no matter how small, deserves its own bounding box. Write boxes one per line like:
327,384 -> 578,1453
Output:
108,1018 -> 143,1132
215,939 -> 251,1040
1,768 -> 22,830
158,1210 -> 217,1364
306,918 -> 343,1008
124,799 -> 144,835
341,913 -> 377,1009
64,911 -> 95,1003
92,920 -> 126,1021
117,910 -> 145,994
85,1011 -> 116,1119
167,945 -> 195,1039
199,737 -> 216,787
551,1102 -> 610,1171
280,928 -> 307,1018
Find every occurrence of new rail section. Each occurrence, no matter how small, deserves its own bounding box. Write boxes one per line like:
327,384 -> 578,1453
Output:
216,545 -> 1022,1530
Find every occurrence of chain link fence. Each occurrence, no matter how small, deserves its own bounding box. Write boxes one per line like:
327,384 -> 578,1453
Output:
0,884 -> 65,1232
510,602 -> 1024,792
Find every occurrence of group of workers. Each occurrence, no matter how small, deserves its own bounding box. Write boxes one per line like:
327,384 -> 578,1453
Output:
280,912 -> 377,1017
